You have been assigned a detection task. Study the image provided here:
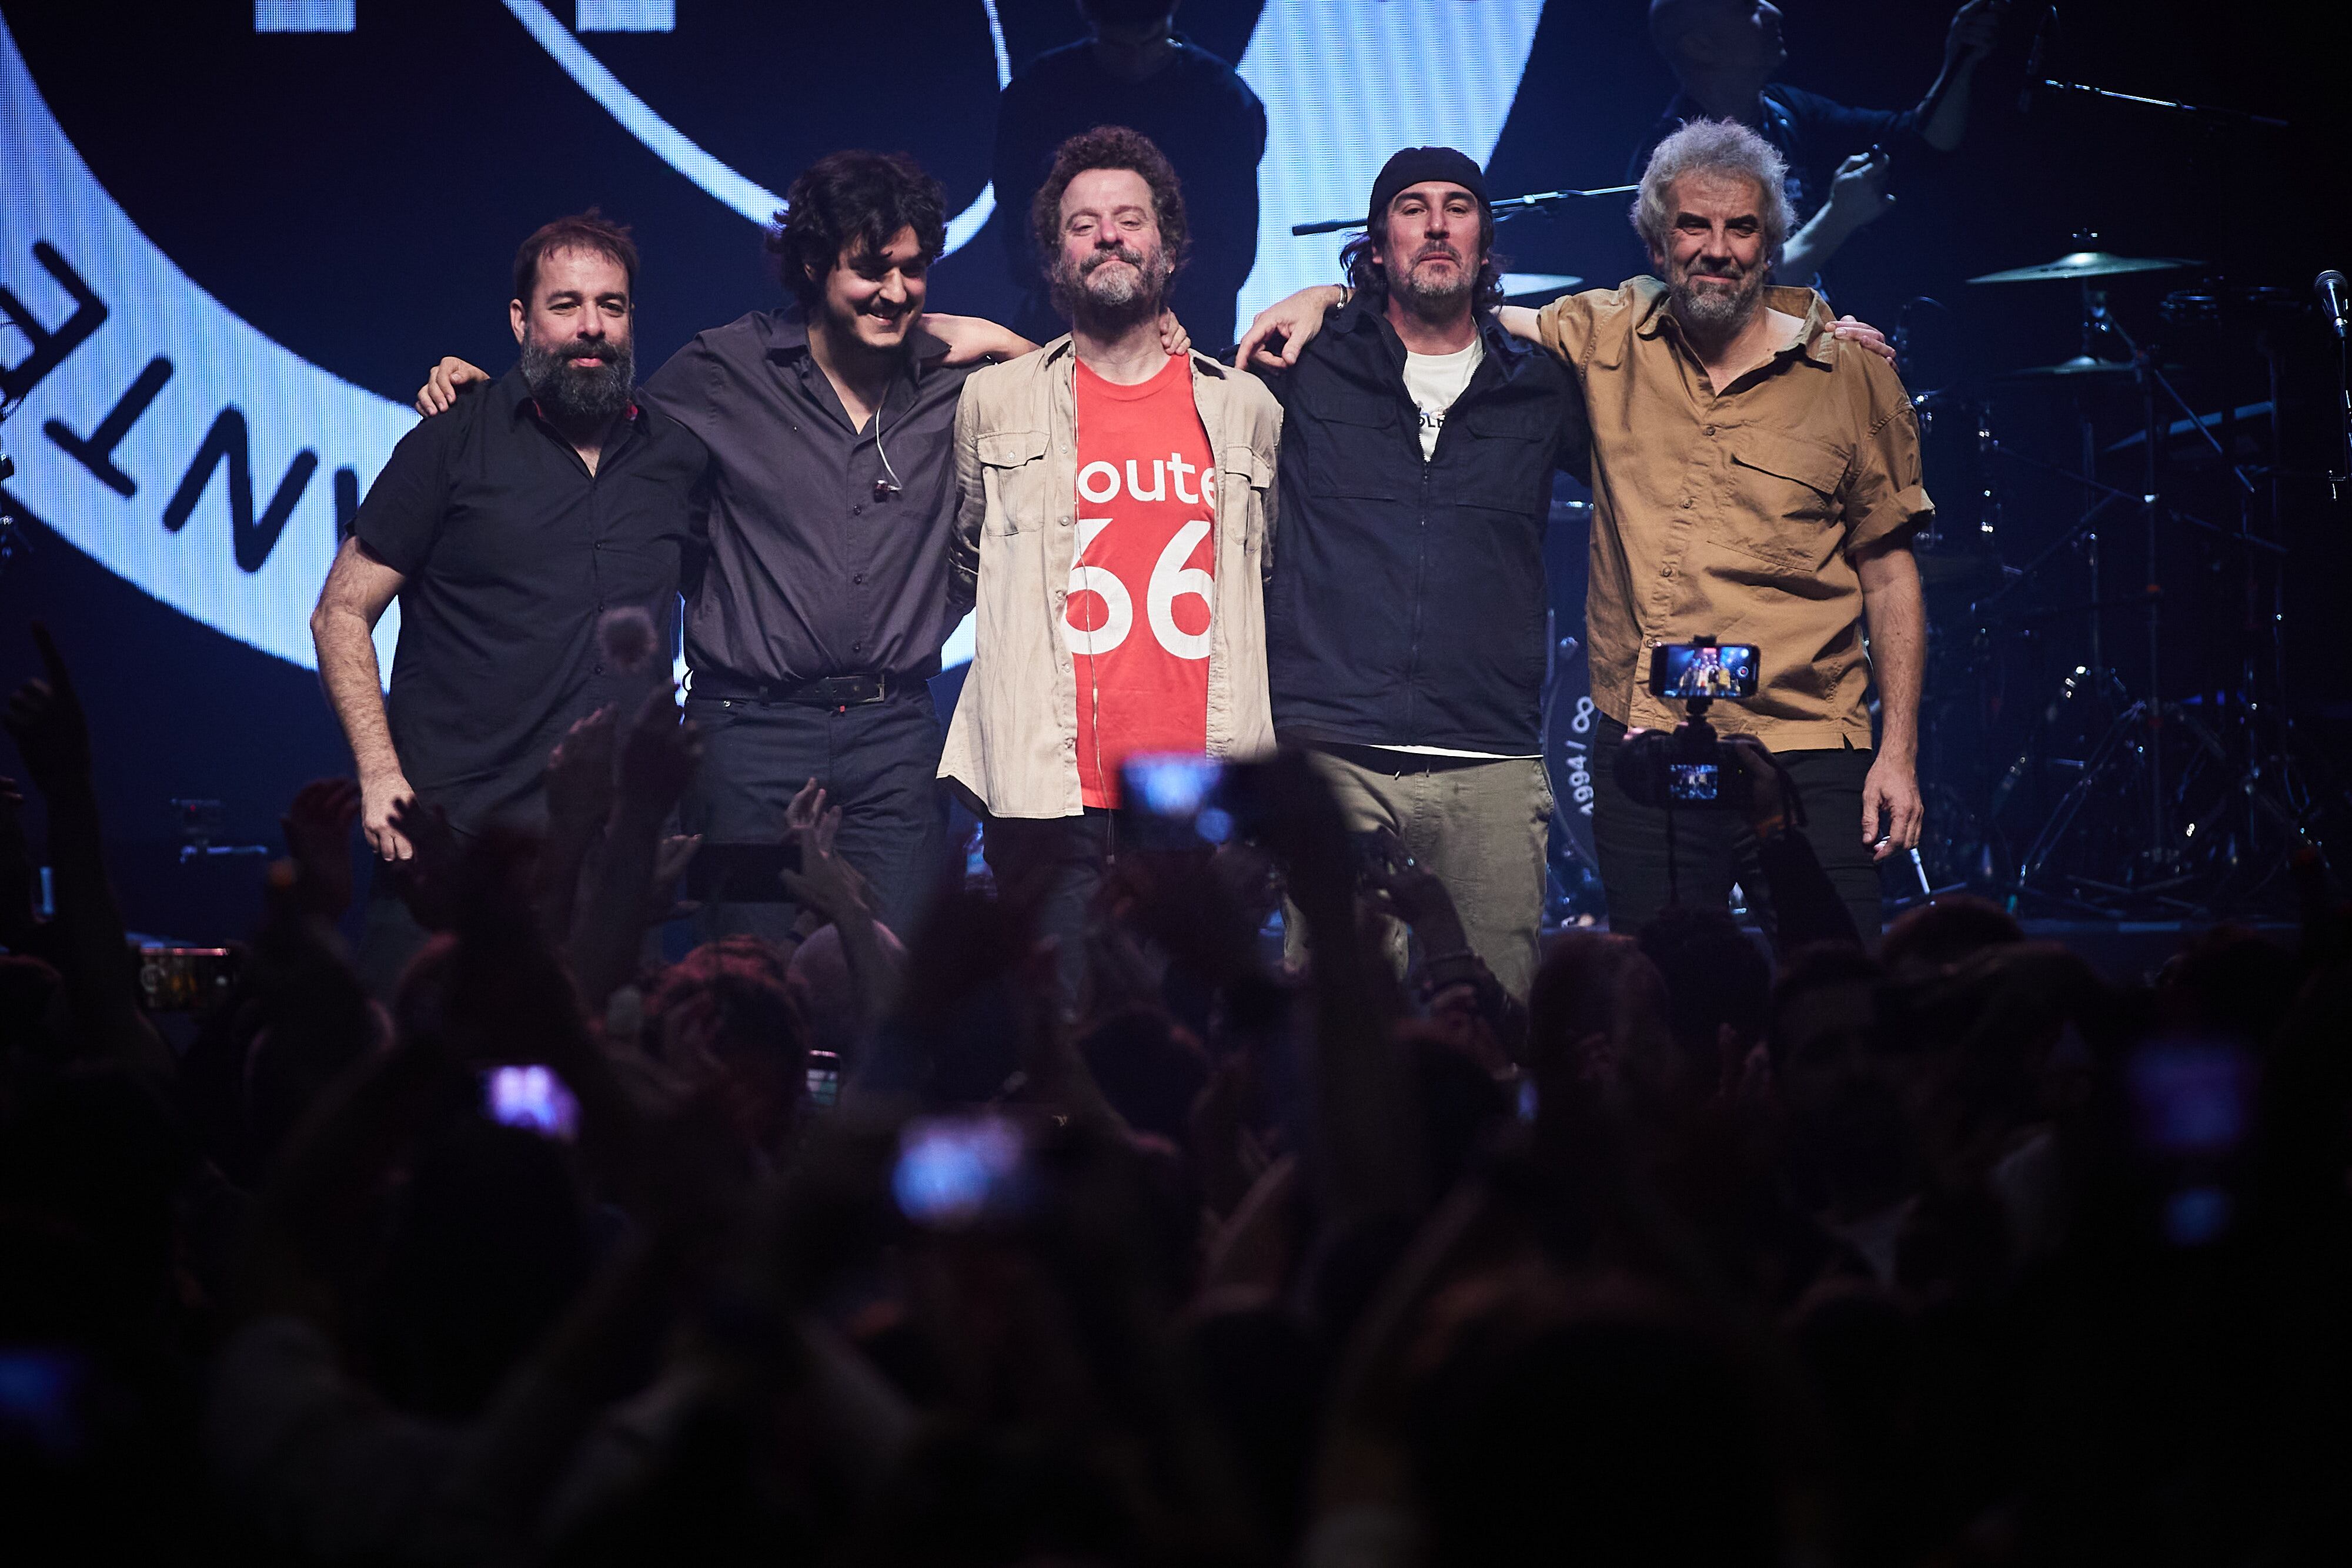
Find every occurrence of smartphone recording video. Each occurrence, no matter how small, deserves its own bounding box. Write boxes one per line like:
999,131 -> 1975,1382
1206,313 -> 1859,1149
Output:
1648,641 -> 1760,700
482,1065 -> 580,1141
804,1048 -> 841,1112
1668,761 -> 1721,803
892,1113 -> 1033,1227
1119,753 -> 1235,850
137,945 -> 239,1012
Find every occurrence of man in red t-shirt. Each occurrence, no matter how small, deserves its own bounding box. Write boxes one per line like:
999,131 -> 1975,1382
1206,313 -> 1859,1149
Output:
941,126 -> 1282,1011
1068,352 -> 1218,807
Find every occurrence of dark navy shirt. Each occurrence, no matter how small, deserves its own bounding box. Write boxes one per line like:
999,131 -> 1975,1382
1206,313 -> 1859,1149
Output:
1257,296 -> 1589,754
643,309 -> 975,688
353,366 -> 703,833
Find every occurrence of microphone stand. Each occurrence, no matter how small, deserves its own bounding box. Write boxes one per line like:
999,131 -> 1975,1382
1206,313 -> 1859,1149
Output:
1291,182 -> 1639,237
2023,78 -> 2287,131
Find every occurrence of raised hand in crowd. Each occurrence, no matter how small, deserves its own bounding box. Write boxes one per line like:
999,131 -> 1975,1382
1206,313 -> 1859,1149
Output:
2,624 -> 167,1077
280,776 -> 362,921
536,703 -> 617,937
778,778 -> 904,1039
386,791 -> 464,932
572,685 -> 701,1013
4,621 -> 93,792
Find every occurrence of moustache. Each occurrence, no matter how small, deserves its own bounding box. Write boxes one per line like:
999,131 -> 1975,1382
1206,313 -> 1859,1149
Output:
556,337 -> 617,362
1414,245 -> 1463,266
1081,244 -> 1150,275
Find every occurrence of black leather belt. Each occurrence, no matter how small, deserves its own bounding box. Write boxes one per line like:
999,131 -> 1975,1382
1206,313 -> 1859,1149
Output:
690,662 -> 936,707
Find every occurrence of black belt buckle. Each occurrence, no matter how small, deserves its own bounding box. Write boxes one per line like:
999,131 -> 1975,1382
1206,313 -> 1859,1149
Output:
793,672 -> 886,707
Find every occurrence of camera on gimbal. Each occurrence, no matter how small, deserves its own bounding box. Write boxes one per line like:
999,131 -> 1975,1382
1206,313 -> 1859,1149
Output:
1613,637 -> 1763,810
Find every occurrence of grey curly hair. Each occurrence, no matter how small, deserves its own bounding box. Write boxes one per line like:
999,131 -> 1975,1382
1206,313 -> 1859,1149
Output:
1631,118 -> 1796,264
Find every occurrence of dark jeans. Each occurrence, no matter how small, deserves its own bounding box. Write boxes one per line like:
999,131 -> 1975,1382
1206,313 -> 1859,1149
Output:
683,688 -> 948,945
980,808 -> 1119,1018
1591,715 -> 1886,947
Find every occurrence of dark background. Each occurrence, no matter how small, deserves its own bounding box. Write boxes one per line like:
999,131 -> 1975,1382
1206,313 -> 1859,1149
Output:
2,0 -> 2346,938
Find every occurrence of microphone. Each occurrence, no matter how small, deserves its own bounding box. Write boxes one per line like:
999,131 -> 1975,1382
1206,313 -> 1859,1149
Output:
2318,270 -> 2350,340
2017,3 -> 2054,114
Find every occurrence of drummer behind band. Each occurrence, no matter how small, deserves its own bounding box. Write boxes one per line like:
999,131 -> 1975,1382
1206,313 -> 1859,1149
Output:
1635,0 -> 2003,282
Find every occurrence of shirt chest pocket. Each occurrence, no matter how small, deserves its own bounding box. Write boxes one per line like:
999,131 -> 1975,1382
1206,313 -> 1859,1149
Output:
1302,390 -> 1404,500
1450,402 -> 1553,513
976,428 -> 1050,535
1221,442 -> 1272,553
1724,432 -> 1850,570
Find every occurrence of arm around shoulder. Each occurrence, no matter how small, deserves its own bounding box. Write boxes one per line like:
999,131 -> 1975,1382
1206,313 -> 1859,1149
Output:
947,378 -> 988,614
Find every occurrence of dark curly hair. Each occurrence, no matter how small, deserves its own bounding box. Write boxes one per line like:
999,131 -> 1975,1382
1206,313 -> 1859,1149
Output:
1338,192 -> 1504,312
767,151 -> 947,310
512,210 -> 639,305
1028,125 -> 1190,279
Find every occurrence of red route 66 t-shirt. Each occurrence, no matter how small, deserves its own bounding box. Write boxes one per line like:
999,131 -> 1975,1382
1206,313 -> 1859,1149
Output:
1067,353 -> 1217,809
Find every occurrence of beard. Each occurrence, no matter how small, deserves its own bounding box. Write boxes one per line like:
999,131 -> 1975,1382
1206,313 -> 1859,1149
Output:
1668,259 -> 1768,340
1051,240 -> 1170,330
520,332 -> 635,425
1384,242 -> 1477,316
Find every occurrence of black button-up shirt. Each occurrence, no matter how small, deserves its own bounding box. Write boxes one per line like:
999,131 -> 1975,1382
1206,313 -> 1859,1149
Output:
1259,296 -> 1588,753
353,366 -> 703,833
643,309 -> 976,687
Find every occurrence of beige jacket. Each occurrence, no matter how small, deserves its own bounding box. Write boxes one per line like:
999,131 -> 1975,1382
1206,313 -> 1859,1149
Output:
940,337 -> 1283,819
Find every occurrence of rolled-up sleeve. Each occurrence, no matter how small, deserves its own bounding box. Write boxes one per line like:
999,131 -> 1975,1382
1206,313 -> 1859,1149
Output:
1534,291 -> 1601,370
1843,365 -> 1932,555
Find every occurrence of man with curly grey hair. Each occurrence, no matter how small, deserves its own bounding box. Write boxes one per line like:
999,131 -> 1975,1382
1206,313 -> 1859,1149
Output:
1510,116 -> 1930,945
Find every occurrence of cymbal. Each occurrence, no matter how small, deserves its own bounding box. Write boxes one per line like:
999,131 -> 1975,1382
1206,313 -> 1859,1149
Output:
1999,355 -> 2140,379
1968,250 -> 2197,285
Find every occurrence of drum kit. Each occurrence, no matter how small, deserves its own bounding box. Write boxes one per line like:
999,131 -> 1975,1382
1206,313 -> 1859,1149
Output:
1544,238 -> 2338,924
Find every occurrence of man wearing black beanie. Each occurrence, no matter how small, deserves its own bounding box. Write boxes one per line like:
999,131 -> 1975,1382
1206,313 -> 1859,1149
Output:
1234,147 -> 1586,1002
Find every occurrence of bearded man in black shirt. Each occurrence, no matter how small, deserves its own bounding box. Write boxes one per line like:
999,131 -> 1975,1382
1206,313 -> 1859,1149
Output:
312,212 -> 704,988
313,212 -> 700,859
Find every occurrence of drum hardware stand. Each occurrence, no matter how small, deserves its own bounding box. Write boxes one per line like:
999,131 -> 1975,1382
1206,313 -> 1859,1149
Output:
1980,296 -> 2308,915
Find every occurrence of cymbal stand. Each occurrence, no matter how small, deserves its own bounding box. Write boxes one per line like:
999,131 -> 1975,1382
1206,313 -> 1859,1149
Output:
1997,300 -> 2298,914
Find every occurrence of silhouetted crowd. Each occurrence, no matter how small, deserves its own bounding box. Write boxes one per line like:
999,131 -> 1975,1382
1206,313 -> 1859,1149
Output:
4,618 -> 2349,1567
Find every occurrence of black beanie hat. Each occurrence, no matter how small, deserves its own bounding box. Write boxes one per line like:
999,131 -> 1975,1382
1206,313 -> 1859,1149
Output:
1365,146 -> 1489,231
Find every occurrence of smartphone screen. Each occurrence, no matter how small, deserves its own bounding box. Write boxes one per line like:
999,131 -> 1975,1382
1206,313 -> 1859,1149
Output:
482,1065 -> 580,1141
892,1114 -> 1031,1226
1119,753 -> 1234,847
684,841 -> 803,904
804,1048 -> 841,1112
136,946 -> 239,1011
1649,643 -> 1760,700
1668,762 -> 1720,802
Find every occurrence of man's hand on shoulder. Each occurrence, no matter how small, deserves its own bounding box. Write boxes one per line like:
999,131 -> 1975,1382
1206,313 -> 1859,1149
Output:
1237,285 -> 1346,373
1831,316 -> 1899,369
415,357 -> 489,417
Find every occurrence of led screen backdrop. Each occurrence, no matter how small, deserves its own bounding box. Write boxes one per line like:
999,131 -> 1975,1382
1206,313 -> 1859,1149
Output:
0,1 -> 1551,677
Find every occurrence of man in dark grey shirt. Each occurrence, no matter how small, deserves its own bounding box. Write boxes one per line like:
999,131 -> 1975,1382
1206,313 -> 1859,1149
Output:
425,153 -> 1028,941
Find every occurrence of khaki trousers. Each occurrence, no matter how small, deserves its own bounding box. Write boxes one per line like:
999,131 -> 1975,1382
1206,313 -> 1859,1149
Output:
1287,747 -> 1553,1001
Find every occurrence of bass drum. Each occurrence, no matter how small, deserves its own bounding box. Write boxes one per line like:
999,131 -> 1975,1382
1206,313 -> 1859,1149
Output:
1542,624 -> 1608,922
